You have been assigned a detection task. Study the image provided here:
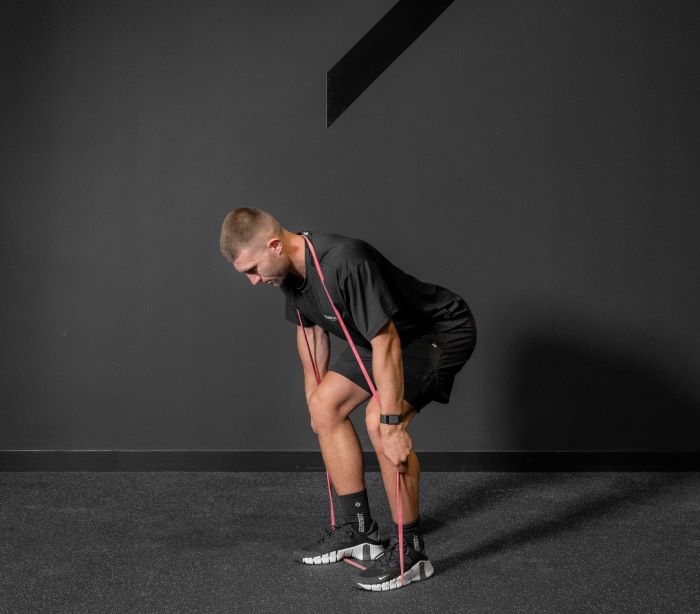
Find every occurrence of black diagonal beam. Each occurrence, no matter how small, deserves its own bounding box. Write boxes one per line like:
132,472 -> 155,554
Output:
326,0 -> 454,127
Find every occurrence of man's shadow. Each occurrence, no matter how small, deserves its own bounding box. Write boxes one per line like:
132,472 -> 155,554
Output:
419,306 -> 700,568
419,471 -> 694,573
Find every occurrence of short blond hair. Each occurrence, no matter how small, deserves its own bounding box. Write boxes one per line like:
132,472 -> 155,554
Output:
219,208 -> 284,262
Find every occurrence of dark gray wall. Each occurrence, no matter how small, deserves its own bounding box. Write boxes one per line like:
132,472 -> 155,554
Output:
2,0 -> 698,452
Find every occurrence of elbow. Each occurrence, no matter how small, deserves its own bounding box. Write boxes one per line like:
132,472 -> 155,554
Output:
370,319 -> 401,351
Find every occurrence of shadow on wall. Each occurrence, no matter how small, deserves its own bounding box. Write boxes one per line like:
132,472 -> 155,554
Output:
497,308 -> 700,451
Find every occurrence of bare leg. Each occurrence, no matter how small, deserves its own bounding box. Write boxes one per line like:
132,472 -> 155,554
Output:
308,372 -> 372,496
316,418 -> 366,495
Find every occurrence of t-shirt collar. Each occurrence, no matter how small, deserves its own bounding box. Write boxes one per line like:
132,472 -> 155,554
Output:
292,230 -> 312,292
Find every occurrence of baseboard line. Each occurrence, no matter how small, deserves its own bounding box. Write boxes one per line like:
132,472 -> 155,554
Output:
1,450 -> 698,471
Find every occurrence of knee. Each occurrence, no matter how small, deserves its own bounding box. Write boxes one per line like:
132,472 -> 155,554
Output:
307,389 -> 342,433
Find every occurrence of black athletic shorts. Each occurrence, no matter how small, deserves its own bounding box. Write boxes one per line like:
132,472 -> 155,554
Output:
329,318 -> 477,413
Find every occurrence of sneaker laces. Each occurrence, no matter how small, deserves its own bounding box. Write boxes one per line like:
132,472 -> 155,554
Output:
317,523 -> 354,544
373,536 -> 410,566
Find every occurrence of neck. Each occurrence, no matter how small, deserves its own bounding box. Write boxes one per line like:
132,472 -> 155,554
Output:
282,229 -> 306,281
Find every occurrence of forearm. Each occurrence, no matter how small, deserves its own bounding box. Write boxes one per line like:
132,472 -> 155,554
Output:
297,325 -> 330,402
371,335 -> 404,416
370,324 -> 412,469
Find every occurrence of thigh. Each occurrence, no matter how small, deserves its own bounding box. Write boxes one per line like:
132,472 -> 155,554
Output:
432,321 -> 477,403
310,370 -> 372,421
333,334 -> 443,413
329,342 -> 374,396
395,322 -> 477,410
438,319 -> 477,371
399,333 -> 444,412
328,324 -> 476,414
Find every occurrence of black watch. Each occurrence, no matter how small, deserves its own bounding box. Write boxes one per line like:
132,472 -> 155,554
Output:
380,414 -> 402,425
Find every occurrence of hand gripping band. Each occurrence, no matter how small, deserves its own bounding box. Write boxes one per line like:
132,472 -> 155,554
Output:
296,234 -> 406,586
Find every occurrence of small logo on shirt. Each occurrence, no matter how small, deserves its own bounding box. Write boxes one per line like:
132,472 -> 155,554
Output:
431,342 -> 439,349
322,314 -> 337,321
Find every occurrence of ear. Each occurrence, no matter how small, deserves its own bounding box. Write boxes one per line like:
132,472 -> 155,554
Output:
268,237 -> 283,254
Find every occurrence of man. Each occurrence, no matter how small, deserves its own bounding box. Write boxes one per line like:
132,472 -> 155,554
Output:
219,207 -> 476,591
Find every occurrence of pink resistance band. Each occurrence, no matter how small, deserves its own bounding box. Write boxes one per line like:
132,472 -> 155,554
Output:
295,234 -> 405,587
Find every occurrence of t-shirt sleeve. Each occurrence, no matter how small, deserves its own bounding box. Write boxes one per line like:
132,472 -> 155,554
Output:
341,259 -> 399,341
284,292 -> 314,327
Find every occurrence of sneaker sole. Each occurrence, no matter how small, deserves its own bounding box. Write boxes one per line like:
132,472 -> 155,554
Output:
299,542 -> 385,565
355,559 -> 435,591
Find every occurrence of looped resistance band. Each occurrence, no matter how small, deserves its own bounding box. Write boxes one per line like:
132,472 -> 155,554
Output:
295,234 -> 405,586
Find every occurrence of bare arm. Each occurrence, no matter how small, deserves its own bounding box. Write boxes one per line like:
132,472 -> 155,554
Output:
296,324 -> 330,403
370,319 -> 412,472
370,319 -> 405,416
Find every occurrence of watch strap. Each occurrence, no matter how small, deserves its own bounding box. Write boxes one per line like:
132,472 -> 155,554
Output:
380,414 -> 402,425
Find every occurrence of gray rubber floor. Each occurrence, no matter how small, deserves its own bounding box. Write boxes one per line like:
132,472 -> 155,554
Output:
1,471 -> 698,613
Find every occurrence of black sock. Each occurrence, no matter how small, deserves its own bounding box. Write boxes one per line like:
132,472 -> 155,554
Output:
337,489 -> 373,533
393,515 -> 424,551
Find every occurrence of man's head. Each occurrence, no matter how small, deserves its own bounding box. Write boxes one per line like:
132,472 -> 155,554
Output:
219,207 -> 294,287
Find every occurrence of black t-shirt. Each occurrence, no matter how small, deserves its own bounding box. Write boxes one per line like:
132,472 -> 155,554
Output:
280,231 -> 473,348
